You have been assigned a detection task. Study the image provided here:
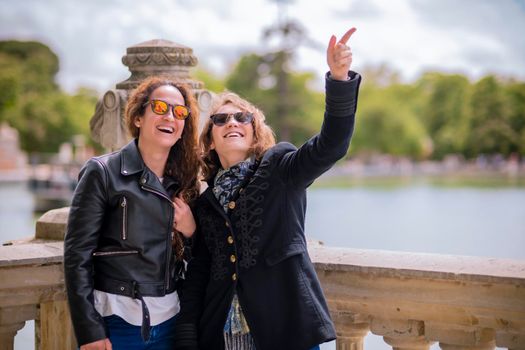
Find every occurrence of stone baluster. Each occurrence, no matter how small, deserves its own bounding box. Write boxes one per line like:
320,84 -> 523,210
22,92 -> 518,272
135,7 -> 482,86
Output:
36,300 -> 76,350
331,311 -> 370,350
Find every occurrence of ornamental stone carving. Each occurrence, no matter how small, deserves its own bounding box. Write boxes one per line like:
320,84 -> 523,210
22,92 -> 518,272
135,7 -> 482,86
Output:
90,39 -> 212,151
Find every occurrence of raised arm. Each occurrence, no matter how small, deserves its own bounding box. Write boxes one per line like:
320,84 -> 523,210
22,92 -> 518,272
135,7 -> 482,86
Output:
277,28 -> 362,187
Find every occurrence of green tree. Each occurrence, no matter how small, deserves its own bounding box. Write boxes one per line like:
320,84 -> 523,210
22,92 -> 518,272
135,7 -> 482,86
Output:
9,90 -> 95,153
505,81 -> 525,154
0,40 -> 97,153
352,84 -> 430,159
466,76 -> 515,156
0,53 -> 22,122
417,73 -> 471,159
0,40 -> 59,94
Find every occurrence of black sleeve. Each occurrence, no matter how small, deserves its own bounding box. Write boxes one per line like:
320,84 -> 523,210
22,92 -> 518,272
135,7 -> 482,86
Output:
63,158 -> 108,345
277,71 -> 361,188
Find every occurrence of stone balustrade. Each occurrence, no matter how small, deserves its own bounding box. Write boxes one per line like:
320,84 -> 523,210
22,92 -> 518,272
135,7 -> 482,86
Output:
1,207 -> 524,349
310,245 -> 525,350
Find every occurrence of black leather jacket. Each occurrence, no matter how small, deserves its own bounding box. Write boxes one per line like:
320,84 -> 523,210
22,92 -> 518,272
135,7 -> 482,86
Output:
64,139 -> 181,346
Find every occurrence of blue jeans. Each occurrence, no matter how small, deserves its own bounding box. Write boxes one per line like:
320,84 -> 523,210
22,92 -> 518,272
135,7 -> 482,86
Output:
103,314 -> 176,350
310,346 -> 320,350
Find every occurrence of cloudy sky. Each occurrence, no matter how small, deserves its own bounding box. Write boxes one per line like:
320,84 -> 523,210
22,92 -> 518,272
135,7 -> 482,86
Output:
1,0 -> 524,94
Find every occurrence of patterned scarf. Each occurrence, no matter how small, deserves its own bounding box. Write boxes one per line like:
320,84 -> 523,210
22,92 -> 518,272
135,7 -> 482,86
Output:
213,161 -> 255,213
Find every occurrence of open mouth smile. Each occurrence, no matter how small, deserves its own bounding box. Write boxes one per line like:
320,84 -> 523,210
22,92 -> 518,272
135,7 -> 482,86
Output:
157,126 -> 175,134
224,131 -> 244,138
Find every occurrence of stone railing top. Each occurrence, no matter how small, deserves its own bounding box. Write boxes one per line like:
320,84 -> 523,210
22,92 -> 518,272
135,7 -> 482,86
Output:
309,245 -> 525,285
0,241 -> 63,267
2,238 -> 524,287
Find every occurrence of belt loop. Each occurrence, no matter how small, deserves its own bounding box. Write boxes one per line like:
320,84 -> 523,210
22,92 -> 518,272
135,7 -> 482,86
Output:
131,280 -> 137,298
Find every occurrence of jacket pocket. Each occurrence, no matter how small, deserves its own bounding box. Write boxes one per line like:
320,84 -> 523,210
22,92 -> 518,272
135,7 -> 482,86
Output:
265,242 -> 306,266
120,196 -> 128,240
92,249 -> 139,257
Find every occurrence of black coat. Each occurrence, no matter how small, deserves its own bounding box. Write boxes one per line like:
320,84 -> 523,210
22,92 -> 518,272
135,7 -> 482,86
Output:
176,71 -> 362,350
64,139 -> 181,346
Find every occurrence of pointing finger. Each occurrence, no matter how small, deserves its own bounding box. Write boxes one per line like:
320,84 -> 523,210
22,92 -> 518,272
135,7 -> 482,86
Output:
327,34 -> 336,57
339,27 -> 356,45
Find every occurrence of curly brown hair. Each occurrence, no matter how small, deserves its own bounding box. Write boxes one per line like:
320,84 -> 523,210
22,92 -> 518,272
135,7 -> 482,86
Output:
200,91 -> 276,182
125,76 -> 201,259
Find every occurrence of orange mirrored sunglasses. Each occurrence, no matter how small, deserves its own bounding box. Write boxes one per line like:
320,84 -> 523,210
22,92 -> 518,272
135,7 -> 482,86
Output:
144,99 -> 190,120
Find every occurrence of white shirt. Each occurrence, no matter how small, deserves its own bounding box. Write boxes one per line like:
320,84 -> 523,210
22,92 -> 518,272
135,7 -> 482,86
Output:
94,289 -> 180,326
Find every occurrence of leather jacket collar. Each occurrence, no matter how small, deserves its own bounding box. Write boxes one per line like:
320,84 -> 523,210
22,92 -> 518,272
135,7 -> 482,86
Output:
120,139 -> 178,199
120,139 -> 145,176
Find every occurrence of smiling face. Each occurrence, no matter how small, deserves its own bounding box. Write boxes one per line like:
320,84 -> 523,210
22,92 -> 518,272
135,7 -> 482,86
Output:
135,85 -> 186,151
210,103 -> 255,169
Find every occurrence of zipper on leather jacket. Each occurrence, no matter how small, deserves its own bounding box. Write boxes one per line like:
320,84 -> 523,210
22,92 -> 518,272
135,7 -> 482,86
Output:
92,250 -> 139,257
141,184 -> 175,292
121,196 -> 128,240
141,185 -> 174,205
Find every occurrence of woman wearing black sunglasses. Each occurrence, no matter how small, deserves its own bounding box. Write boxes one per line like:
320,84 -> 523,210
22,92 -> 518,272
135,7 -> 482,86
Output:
175,28 -> 362,350
64,76 -> 200,349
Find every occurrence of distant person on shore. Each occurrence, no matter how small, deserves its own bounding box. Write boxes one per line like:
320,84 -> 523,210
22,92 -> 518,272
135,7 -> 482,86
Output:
64,76 -> 200,349
174,28 -> 362,350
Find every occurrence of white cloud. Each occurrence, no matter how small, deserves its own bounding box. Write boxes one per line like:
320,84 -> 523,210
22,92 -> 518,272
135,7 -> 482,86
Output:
0,0 -> 523,94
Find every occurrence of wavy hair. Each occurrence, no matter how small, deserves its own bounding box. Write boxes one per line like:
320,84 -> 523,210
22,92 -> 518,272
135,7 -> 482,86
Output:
125,76 -> 200,259
200,91 -> 275,182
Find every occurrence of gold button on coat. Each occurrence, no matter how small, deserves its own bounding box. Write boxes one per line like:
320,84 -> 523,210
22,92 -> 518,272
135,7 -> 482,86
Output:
228,201 -> 236,209
232,273 -> 237,281
227,236 -> 234,244
230,255 -> 236,263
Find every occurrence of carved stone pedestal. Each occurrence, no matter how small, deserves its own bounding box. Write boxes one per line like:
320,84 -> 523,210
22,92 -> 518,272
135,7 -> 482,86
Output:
90,39 -> 212,151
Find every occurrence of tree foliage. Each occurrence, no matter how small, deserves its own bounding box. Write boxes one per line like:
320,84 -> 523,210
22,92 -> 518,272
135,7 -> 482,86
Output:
0,40 -> 97,154
352,82 -> 430,159
416,73 -> 471,158
466,76 -> 516,156
223,54 -> 525,159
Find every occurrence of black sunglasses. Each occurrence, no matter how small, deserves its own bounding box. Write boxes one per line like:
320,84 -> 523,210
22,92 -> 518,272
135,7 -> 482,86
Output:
143,99 -> 190,120
209,112 -> 254,126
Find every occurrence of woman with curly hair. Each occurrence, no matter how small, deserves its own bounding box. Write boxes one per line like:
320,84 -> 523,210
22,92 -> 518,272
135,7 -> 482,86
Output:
175,28 -> 362,350
64,76 -> 200,349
